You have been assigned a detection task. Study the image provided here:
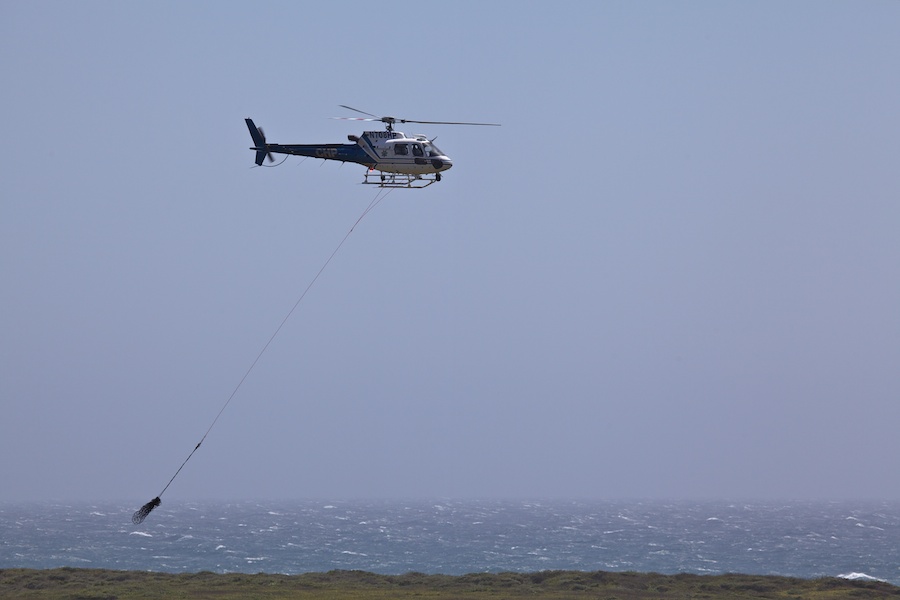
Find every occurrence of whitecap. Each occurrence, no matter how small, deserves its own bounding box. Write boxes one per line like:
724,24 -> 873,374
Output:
129,531 -> 152,537
838,572 -> 886,582
67,556 -> 92,563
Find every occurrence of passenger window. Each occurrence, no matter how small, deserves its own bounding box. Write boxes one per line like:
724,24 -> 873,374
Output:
394,143 -> 409,156
412,143 -> 424,157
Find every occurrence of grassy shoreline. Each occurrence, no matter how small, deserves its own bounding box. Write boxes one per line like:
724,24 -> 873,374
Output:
1,568 -> 898,599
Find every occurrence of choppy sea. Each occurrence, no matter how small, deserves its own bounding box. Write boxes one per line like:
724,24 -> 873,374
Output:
1,500 -> 897,585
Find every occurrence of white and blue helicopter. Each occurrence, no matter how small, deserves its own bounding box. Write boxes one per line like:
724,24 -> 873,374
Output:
246,106 -> 499,188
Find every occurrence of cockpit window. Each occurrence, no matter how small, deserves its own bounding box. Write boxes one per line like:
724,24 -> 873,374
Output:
423,142 -> 443,157
393,143 -> 409,156
412,143 -> 424,157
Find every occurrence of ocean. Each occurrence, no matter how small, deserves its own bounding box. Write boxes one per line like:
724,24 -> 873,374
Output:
1,500 -> 897,585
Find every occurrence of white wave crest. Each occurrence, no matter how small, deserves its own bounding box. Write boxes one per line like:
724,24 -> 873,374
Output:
838,572 -> 886,582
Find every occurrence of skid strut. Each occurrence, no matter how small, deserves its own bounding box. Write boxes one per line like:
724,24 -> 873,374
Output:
363,170 -> 440,188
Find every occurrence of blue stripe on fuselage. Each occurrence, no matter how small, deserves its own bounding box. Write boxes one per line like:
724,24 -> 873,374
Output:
267,143 -> 374,167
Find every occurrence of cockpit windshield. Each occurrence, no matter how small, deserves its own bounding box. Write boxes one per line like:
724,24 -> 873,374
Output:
422,142 -> 445,157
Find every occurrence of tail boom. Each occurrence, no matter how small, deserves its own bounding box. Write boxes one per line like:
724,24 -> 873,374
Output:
245,118 -> 372,168
265,142 -> 373,167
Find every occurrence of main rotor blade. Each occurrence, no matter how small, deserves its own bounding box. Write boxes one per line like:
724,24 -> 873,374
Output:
398,119 -> 501,127
335,106 -> 501,127
331,116 -> 379,122
339,105 -> 380,119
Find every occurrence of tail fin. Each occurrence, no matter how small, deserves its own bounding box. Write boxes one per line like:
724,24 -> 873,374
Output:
245,118 -> 272,166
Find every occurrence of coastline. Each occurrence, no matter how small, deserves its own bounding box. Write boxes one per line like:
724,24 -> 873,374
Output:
1,568 -> 898,599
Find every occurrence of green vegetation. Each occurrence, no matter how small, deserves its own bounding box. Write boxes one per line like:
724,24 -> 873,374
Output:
1,568 -> 897,599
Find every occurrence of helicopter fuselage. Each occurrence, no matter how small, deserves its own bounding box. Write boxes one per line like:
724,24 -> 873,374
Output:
246,119 -> 452,176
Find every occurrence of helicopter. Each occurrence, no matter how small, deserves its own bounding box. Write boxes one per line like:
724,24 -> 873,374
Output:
246,106 -> 500,188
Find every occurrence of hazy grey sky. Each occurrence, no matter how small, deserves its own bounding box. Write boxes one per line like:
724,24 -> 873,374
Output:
2,2 -> 899,503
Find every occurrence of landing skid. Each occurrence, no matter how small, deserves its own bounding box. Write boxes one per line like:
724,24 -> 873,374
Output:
363,170 -> 441,188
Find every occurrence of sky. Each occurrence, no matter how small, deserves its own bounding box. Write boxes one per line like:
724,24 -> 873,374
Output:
2,2 -> 900,504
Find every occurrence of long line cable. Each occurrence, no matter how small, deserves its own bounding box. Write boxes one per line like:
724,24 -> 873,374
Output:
133,186 -> 393,524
